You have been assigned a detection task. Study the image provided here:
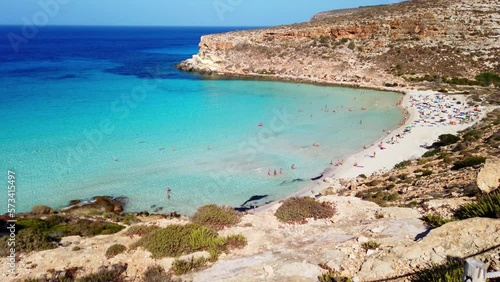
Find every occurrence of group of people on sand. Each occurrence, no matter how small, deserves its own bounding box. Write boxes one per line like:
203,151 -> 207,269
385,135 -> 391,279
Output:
410,93 -> 481,127
331,159 -> 344,166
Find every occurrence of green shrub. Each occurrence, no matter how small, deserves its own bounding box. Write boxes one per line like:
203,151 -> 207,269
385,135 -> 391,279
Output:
411,258 -> 463,282
0,228 -> 57,256
59,219 -> 125,237
121,214 -> 140,225
224,234 -> 247,250
451,156 -> 486,170
124,225 -> 160,237
435,134 -> 460,147
105,244 -> 126,258
395,160 -> 411,169
77,263 -> 127,282
475,72 -> 500,87
171,256 -> 207,275
454,190 -> 500,219
423,148 -> 440,158
420,213 -> 453,228
72,246 -> 81,251
347,41 -> 355,50
463,130 -> 481,141
340,38 -> 349,43
358,174 -> 367,179
192,204 -> 242,230
361,241 -> 380,251
318,271 -> 352,282
142,265 -> 180,282
131,224 -> 223,258
275,197 -> 335,224
17,216 -> 124,239
421,170 -> 433,177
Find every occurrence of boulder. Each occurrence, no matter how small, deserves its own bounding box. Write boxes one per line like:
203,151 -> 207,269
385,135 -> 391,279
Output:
477,158 -> 500,193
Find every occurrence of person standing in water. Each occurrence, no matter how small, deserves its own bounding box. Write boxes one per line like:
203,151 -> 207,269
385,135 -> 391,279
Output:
167,187 -> 171,200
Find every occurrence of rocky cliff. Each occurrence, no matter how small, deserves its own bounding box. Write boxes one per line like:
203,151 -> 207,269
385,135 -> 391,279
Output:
178,0 -> 499,89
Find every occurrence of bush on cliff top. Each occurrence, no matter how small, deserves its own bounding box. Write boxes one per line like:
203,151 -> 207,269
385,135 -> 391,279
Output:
275,197 -> 335,224
191,204 -> 242,230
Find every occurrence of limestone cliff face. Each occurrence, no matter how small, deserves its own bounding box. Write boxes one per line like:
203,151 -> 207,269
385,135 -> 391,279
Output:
178,0 -> 499,88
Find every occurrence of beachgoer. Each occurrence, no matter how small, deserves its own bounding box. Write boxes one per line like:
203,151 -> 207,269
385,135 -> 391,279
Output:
171,146 -> 175,151
114,156 -> 118,161
207,145 -> 211,150
373,151 -> 376,158
360,120 -> 363,125
274,169 -> 277,176
291,164 -> 296,170
280,168 -> 283,175
268,169 -> 271,176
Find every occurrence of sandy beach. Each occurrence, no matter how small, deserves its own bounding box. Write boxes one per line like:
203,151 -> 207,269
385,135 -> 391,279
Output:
258,89 -> 489,212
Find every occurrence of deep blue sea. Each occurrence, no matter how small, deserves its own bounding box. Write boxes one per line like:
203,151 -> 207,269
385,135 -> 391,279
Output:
0,26 -> 403,214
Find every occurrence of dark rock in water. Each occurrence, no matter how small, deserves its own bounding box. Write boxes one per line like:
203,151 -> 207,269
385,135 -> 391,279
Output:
167,212 -> 181,219
311,173 -> 324,181
63,196 -> 126,214
280,178 -> 304,185
151,205 -> 157,209
153,207 -> 164,213
241,195 -> 268,207
69,200 -> 81,206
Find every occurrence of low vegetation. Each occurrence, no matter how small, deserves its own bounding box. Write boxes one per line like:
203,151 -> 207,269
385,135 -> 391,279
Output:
420,213 -> 453,228
454,189 -> 500,219
433,134 -> 460,148
318,271 -> 352,282
123,225 -> 160,237
0,215 -> 124,255
0,228 -> 56,256
451,156 -> 486,170
172,256 -> 208,275
131,223 -> 246,260
394,160 -> 412,169
361,241 -> 380,251
191,204 -> 242,230
142,265 -> 180,282
275,197 -> 335,224
411,258 -> 463,282
105,244 -> 127,258
422,148 -> 440,158
77,263 -> 128,282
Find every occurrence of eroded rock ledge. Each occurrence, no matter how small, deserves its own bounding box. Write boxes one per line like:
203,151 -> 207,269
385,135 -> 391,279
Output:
178,0 -> 499,89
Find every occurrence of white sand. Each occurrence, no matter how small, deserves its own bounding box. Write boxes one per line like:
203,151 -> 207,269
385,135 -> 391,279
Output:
258,89 -> 489,211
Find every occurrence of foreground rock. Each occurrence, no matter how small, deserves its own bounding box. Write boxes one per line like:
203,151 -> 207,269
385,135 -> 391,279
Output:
477,158 -> 500,193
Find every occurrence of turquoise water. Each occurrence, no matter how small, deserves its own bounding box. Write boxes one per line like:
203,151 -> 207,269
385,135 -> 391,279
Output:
0,26 -> 403,214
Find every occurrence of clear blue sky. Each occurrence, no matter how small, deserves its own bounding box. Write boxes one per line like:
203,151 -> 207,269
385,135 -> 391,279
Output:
0,0 -> 403,26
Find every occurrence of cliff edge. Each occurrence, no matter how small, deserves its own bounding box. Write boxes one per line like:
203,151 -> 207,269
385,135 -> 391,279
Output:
178,0 -> 499,89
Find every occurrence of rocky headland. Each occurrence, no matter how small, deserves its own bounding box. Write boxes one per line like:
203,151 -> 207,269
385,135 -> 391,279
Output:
178,0 -> 499,96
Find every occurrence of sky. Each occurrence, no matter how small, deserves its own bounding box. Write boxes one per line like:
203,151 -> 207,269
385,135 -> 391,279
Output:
0,0 -> 403,27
